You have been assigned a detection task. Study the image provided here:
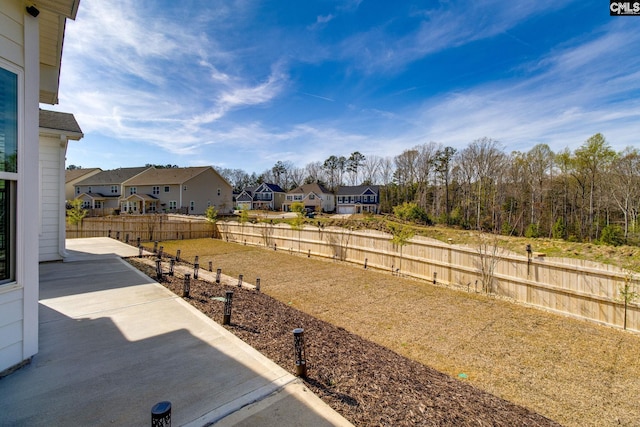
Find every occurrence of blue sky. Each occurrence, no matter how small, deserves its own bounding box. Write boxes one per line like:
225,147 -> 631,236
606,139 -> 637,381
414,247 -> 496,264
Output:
51,0 -> 640,174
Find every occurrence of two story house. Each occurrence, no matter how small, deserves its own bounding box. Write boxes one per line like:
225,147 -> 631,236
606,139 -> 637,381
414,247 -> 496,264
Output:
120,166 -> 233,215
336,185 -> 380,214
64,167 -> 101,201
282,183 -> 335,213
236,183 -> 285,211
74,166 -> 151,214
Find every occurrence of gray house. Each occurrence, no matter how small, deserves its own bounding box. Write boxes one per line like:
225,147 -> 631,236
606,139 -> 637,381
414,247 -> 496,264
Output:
336,185 -> 380,214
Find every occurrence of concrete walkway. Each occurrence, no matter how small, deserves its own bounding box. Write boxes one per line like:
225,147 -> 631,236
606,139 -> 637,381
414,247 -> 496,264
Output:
0,238 -> 352,426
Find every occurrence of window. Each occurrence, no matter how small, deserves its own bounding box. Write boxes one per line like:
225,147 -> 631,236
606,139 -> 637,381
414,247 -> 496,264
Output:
129,187 -> 137,195
152,186 -> 160,195
183,185 -> 187,191
309,194 -> 315,200
76,187 -> 80,195
190,201 -> 195,211
111,185 -> 118,194
88,186 -> 92,193
217,188 -> 221,196
95,201 -> 102,208
0,65 -> 18,284
169,201 -> 177,210
164,186 -> 170,193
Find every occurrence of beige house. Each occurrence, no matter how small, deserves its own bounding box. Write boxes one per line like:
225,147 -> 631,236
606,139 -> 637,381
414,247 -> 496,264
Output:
282,183 -> 335,213
74,167 -> 151,214
65,167 -> 101,201
1,0 -> 80,374
120,166 -> 233,215
39,110 -> 83,262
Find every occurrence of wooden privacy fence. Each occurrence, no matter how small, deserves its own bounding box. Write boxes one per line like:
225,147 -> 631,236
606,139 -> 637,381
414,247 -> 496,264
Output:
67,214 -> 216,241
217,221 -> 640,332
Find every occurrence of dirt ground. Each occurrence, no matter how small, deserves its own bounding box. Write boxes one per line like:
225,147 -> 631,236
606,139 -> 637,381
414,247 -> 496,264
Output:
134,238 -> 640,426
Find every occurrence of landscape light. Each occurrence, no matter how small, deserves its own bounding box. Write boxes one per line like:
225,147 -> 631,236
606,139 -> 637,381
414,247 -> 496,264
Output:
223,291 -> 233,325
293,328 -> 307,378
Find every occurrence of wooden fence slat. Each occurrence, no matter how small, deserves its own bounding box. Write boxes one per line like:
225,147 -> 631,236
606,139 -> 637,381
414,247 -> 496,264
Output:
217,221 -> 639,332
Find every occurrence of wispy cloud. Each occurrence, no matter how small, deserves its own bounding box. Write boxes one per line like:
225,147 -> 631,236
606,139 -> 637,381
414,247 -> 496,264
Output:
340,0 -> 576,73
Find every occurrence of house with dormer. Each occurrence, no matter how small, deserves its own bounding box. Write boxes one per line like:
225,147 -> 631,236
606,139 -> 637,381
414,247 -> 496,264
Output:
282,183 -> 335,213
235,186 -> 257,211
336,185 -> 380,214
236,183 -> 286,211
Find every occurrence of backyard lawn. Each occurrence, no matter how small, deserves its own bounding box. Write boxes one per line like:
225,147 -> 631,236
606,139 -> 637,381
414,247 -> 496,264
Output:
148,237 -> 640,426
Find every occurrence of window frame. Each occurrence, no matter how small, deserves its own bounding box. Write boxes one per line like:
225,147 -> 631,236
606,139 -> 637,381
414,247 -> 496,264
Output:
0,61 -> 22,285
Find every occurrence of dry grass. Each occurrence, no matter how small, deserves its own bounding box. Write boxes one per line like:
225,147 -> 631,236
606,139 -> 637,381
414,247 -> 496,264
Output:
153,238 -> 640,427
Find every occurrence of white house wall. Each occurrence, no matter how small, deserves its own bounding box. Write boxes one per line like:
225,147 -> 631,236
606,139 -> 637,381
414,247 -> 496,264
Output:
0,1 -> 40,373
39,135 -> 66,262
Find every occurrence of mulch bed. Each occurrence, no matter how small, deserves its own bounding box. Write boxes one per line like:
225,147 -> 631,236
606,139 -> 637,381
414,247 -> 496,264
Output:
129,258 -> 559,426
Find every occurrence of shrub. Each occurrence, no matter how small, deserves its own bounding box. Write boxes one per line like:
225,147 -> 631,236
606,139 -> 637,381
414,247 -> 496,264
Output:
600,224 -> 624,246
551,218 -> 565,239
393,202 -> 432,225
525,223 -> 540,238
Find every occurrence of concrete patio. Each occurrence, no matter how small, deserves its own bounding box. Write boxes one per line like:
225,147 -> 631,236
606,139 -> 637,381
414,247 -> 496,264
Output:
0,238 -> 352,426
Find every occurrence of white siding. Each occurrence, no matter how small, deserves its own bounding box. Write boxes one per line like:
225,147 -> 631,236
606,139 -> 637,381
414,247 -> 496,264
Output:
0,0 -> 40,373
39,136 -> 65,262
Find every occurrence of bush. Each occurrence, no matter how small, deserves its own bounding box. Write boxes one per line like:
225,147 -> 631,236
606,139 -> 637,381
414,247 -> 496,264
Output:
525,223 -> 540,238
551,218 -> 565,239
393,202 -> 432,225
600,225 -> 624,246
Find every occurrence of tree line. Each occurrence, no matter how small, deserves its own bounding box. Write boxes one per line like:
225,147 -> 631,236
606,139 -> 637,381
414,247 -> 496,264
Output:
218,133 -> 640,244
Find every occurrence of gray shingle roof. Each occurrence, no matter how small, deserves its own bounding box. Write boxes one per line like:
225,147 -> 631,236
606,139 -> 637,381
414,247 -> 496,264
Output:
76,167 -> 151,186
39,109 -> 83,135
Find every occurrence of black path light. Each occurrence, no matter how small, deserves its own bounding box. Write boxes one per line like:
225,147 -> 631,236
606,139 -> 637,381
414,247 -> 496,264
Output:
125,233 -> 129,244
151,401 -> 171,427
364,258 -> 368,269
176,249 -> 181,262
153,241 -> 158,254
223,291 -> 233,325
208,261 -> 213,272
169,258 -> 175,276
193,262 -> 200,280
138,245 -> 143,258
194,255 -> 199,265
238,274 -> 243,288
158,246 -> 164,259
136,236 -> 141,247
293,328 -> 307,378
116,231 -> 120,240
216,268 -> 222,284
183,274 -> 191,298
155,258 -> 163,281
255,278 -> 261,292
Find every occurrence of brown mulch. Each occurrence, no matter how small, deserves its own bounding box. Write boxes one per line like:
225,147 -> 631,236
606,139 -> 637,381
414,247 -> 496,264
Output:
128,258 -> 559,426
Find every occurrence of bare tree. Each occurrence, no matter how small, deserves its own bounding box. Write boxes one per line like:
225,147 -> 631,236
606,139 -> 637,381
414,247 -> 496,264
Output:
474,232 -> 503,294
